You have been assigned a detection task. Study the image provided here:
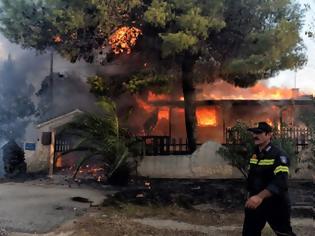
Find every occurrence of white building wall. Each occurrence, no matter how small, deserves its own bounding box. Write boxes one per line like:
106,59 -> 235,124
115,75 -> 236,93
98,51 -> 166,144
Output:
138,141 -> 243,179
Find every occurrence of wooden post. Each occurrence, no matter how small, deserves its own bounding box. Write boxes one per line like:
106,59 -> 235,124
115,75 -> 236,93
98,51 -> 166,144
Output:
48,130 -> 56,177
179,138 -> 182,152
169,107 -> 172,138
166,137 -> 170,155
172,138 -> 176,154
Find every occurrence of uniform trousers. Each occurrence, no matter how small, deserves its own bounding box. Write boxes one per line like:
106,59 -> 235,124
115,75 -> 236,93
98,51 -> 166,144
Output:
242,197 -> 296,236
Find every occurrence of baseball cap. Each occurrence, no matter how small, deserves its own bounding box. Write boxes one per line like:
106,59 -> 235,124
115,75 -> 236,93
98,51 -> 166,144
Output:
247,122 -> 273,133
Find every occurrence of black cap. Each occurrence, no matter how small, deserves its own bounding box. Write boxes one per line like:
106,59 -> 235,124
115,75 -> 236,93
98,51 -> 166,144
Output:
248,122 -> 273,133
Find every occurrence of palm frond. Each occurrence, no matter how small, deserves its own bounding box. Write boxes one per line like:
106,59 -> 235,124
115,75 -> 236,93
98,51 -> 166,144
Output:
60,97 -> 133,183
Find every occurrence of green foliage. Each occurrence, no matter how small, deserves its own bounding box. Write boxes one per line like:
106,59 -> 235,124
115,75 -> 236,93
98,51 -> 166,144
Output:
160,32 -> 198,57
61,98 -> 139,185
87,75 -> 110,97
218,122 -> 254,178
218,0 -> 307,85
0,0 -> 137,62
271,137 -> 298,171
144,0 -> 225,57
0,0 -> 306,82
304,3 -> 314,40
177,7 -> 225,39
123,71 -> 172,94
144,0 -> 171,28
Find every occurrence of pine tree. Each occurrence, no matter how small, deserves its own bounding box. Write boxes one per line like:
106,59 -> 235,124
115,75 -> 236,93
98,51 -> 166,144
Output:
0,0 -> 307,152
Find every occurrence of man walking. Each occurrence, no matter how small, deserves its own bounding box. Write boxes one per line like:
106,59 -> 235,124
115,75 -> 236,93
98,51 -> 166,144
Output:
243,122 -> 296,236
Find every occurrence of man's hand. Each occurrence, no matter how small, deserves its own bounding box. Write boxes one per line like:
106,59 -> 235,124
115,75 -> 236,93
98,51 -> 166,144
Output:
245,195 -> 263,209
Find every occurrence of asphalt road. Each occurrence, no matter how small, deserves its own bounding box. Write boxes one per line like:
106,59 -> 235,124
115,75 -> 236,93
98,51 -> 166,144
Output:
0,181 -> 105,234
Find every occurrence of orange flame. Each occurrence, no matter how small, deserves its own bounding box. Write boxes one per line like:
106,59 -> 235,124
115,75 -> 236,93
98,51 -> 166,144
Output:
55,152 -> 63,168
109,26 -> 142,54
53,35 -> 62,43
196,107 -> 217,127
147,91 -> 170,102
158,107 -> 169,120
196,81 -> 300,100
136,97 -> 156,113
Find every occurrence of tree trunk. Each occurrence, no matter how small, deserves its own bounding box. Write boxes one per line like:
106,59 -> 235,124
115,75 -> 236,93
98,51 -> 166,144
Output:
181,58 -> 197,153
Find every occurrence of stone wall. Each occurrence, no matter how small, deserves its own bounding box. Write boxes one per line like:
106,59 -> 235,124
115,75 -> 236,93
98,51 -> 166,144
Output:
292,144 -> 314,180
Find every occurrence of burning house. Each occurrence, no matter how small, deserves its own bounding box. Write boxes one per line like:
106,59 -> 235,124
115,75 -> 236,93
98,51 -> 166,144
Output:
133,82 -> 314,179
129,81 -> 314,156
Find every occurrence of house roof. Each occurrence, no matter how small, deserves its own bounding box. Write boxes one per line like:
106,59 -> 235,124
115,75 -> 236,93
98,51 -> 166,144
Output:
151,98 -> 314,107
36,109 -> 84,129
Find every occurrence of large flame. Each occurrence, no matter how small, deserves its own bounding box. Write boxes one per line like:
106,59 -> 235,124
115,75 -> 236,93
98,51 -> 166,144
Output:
136,92 -> 220,134
109,26 -> 142,54
196,81 -> 299,100
196,107 -> 217,127
133,79 -> 306,139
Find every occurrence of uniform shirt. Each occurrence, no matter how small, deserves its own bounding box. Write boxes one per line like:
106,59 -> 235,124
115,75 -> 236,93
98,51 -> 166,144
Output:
247,143 -> 290,196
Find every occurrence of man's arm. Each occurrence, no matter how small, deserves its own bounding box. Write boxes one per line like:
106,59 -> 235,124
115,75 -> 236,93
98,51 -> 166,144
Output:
266,155 -> 290,195
257,189 -> 272,199
245,189 -> 272,209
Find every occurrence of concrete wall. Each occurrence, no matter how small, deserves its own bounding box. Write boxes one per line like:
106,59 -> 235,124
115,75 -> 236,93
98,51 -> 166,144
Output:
137,141 -> 243,179
24,124 -> 51,173
24,110 -> 82,174
24,140 -> 50,173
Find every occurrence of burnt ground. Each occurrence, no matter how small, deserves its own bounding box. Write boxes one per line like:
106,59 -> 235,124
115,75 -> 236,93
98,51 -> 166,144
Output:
0,177 -> 313,236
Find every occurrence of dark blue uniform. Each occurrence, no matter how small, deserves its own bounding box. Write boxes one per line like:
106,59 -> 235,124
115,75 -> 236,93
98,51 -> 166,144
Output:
243,143 -> 296,236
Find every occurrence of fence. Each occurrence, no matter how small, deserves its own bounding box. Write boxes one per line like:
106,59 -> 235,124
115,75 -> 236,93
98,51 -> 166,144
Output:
226,127 -> 314,153
140,136 -> 201,155
140,127 -> 314,156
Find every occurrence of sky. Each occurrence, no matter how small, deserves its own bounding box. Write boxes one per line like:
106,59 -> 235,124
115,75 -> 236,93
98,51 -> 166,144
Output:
0,0 -> 314,95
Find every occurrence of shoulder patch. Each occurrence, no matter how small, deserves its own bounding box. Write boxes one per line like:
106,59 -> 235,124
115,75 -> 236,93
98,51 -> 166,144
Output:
280,156 -> 288,164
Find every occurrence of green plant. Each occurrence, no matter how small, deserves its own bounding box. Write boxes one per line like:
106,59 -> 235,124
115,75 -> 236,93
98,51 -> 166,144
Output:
271,137 -> 298,172
61,97 -> 137,185
218,122 -> 254,178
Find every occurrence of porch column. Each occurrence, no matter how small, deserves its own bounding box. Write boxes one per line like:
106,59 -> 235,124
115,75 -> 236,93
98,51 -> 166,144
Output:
48,129 -> 56,177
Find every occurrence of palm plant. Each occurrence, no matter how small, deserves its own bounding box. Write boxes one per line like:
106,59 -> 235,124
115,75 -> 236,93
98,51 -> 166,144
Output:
61,97 -> 134,184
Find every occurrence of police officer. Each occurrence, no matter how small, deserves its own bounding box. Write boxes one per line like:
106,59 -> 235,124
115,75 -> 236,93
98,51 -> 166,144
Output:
242,122 -> 296,236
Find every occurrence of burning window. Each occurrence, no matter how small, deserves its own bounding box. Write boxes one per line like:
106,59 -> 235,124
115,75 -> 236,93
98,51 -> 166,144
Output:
196,107 -> 217,127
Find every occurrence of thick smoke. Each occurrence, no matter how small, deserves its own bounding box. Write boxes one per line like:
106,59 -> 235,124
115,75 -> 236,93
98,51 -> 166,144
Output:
36,72 -> 99,122
0,33 -> 103,145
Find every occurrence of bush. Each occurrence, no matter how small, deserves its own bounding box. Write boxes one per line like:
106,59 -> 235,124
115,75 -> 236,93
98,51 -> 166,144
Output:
218,122 -> 298,178
218,122 -> 254,178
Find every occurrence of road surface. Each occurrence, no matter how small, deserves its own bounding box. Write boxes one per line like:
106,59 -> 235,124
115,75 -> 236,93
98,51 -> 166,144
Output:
0,180 -> 105,234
